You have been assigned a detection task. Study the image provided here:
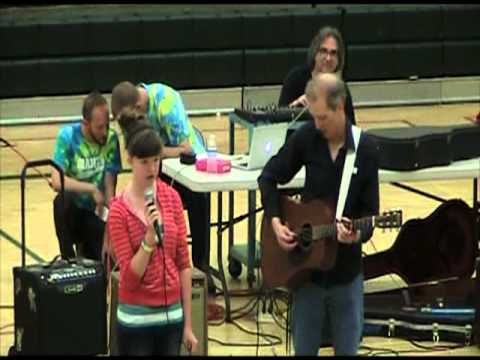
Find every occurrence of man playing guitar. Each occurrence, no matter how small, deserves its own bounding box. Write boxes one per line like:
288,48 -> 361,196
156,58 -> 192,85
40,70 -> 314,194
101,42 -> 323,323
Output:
258,73 -> 380,356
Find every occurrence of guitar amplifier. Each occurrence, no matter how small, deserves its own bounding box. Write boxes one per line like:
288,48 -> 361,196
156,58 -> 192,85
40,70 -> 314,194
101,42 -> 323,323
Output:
181,267 -> 208,356
12,257 -> 107,355
109,267 -> 208,356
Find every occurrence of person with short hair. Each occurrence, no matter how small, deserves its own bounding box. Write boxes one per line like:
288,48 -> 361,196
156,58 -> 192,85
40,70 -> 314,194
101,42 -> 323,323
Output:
107,108 -> 198,355
259,73 -> 379,355
111,81 -> 204,157
278,26 -> 356,125
51,90 -> 121,260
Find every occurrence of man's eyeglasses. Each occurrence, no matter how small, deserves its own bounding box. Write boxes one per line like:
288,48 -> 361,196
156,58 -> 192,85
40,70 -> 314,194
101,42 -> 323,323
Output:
318,47 -> 338,58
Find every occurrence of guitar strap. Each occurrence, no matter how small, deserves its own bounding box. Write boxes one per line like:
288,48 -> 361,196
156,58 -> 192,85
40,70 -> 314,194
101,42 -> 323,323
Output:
336,125 -> 362,221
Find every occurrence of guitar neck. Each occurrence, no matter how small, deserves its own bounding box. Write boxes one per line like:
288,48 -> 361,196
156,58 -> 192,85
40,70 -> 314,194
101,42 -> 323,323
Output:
313,216 -> 374,239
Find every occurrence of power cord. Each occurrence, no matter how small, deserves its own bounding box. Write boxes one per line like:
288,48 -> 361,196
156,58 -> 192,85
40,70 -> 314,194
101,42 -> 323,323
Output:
208,317 -> 282,348
358,344 -> 399,356
208,297 -> 261,327
358,337 -> 469,356
0,136 -> 52,188
208,269 -> 285,351
168,164 -> 190,188
406,339 -> 466,351
230,317 -> 282,346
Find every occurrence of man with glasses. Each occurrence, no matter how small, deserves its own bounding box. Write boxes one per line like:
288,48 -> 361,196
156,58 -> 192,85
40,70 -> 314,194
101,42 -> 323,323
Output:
51,90 -> 121,260
278,26 -> 356,125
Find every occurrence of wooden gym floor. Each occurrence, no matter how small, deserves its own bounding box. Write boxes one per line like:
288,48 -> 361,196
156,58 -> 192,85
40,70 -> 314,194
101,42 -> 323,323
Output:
1,102 -> 480,356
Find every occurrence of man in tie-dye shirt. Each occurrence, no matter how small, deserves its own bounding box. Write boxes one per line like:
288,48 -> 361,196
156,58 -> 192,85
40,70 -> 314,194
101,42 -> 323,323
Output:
112,82 -> 205,157
51,91 -> 121,260
111,82 -> 215,301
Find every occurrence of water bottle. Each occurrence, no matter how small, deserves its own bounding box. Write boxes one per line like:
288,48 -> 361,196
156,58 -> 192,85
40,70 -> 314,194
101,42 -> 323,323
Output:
206,133 -> 218,173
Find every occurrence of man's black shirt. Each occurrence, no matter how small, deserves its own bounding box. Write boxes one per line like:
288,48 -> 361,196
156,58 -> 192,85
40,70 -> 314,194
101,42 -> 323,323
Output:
258,120 -> 379,286
278,64 -> 356,126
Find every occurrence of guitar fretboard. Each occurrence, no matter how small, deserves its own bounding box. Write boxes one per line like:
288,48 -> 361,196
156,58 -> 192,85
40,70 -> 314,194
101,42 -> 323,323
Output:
312,216 -> 374,239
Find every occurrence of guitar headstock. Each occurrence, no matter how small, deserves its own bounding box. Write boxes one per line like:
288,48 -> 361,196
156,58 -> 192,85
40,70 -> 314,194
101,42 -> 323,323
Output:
374,209 -> 403,229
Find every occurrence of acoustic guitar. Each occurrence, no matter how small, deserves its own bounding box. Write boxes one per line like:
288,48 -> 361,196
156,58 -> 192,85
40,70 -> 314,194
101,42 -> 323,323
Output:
260,196 -> 403,289
363,199 -> 477,285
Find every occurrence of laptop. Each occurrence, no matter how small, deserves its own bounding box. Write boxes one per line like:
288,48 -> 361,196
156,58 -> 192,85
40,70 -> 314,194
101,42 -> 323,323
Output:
232,123 -> 289,170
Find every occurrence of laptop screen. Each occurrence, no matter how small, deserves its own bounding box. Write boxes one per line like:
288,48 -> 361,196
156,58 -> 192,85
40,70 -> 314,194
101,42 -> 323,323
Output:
246,123 -> 289,169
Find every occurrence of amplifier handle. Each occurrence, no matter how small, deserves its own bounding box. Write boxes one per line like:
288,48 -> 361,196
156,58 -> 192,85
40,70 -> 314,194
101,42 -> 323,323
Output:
20,159 -> 65,268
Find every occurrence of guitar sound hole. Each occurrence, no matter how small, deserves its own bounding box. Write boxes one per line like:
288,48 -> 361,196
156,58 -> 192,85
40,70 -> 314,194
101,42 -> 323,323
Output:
297,224 -> 313,252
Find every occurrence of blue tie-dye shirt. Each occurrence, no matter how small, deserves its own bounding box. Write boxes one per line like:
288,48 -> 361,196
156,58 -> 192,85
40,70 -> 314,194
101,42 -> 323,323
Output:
139,83 -> 206,156
53,123 -> 122,211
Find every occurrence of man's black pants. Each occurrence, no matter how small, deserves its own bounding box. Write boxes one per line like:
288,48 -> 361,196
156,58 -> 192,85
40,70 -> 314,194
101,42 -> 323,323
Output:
53,192 -> 104,261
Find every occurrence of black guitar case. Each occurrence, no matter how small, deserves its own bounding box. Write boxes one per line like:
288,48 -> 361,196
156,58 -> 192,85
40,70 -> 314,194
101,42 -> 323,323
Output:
363,199 -> 477,285
367,125 -> 480,171
450,125 -> 480,161
362,199 -> 480,345
363,276 -> 479,345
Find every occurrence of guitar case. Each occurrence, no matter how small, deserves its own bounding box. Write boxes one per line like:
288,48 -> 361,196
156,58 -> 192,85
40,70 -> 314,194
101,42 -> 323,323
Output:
362,198 -> 480,345
363,276 -> 479,345
450,125 -> 480,161
367,124 -> 480,171
363,199 -> 477,284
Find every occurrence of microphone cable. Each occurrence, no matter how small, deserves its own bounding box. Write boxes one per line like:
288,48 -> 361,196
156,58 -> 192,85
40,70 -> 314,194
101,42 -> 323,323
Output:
288,106 -> 309,129
152,190 -> 170,327
161,239 -> 170,327
145,187 -> 170,328
153,192 -> 171,326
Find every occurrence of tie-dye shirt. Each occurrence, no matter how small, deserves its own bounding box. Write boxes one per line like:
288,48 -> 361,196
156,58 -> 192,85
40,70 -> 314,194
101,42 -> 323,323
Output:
53,123 -> 122,211
139,83 -> 206,156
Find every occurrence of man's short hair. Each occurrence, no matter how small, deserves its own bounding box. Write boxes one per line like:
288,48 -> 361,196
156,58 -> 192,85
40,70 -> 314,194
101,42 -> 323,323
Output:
307,26 -> 345,74
305,74 -> 346,111
111,81 -> 139,119
82,90 -> 108,122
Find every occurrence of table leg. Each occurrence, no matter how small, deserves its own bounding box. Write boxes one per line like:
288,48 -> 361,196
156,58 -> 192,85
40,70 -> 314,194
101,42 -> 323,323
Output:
247,190 -> 257,288
212,192 -> 231,322
228,192 -> 234,253
228,119 -> 235,269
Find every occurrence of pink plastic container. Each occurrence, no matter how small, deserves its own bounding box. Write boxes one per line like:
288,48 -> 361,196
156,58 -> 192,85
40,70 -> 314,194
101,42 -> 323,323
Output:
195,157 -> 232,173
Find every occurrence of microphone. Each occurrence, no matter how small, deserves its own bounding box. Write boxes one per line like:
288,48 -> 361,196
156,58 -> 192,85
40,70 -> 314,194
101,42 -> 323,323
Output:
144,188 -> 163,247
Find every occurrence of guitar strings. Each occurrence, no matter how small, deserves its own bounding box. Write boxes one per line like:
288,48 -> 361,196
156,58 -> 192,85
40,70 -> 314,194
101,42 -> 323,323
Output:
298,217 -> 372,242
